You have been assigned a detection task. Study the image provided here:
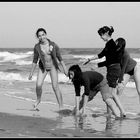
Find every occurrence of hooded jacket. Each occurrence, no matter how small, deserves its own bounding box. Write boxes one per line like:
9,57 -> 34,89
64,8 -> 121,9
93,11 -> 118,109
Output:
33,39 -> 63,72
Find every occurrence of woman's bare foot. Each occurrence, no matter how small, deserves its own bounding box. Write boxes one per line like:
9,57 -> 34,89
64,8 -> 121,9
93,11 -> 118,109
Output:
120,113 -> 126,118
32,103 -> 39,111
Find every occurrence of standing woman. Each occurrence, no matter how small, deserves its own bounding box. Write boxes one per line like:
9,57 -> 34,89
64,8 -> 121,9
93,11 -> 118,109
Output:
84,26 -> 126,116
28,28 -> 68,110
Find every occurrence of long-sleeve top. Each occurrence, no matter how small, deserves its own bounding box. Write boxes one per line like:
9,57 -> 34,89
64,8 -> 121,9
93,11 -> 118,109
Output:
73,71 -> 103,96
33,39 -> 63,72
118,50 -> 137,83
97,39 -> 121,68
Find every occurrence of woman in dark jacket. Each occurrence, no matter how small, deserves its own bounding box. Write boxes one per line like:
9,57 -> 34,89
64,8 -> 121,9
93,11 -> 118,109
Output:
83,26 -> 126,117
28,28 -> 68,110
68,64 -> 121,118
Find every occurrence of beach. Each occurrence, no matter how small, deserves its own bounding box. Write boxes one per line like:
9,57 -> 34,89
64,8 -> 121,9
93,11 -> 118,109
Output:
0,47 -> 139,137
0,79 -> 140,138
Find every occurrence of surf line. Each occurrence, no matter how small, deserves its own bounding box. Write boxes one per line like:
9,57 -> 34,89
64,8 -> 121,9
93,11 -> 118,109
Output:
4,93 -> 102,111
126,111 -> 138,116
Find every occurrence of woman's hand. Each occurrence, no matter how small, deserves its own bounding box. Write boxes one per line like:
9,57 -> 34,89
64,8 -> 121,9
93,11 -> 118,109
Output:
64,70 -> 68,77
83,58 -> 90,65
28,73 -> 33,80
117,82 -> 125,95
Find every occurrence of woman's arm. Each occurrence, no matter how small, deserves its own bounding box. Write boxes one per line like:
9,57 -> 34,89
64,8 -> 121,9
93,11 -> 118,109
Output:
79,78 -> 90,115
28,46 -> 39,80
83,47 -> 106,65
28,63 -> 37,80
73,82 -> 81,115
55,44 -> 68,76
80,95 -> 88,116
75,96 -> 80,115
98,60 -> 107,67
60,60 -> 68,76
90,54 -> 99,61
83,54 -> 99,65
118,51 -> 129,83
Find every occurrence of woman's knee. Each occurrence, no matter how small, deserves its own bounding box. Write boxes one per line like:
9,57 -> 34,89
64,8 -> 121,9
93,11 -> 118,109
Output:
52,84 -> 59,91
36,84 -> 42,91
105,98 -> 113,106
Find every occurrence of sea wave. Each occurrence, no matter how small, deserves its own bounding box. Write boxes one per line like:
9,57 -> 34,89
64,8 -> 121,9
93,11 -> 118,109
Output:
0,51 -> 32,63
0,71 -> 136,88
15,60 -> 32,65
0,71 -> 70,83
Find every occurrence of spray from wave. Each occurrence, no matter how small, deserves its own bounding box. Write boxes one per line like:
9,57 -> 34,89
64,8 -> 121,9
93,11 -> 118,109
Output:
0,71 -> 70,83
0,51 -> 32,65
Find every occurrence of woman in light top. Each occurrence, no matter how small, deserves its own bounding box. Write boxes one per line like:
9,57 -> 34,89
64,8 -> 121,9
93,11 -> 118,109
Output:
28,28 -> 68,110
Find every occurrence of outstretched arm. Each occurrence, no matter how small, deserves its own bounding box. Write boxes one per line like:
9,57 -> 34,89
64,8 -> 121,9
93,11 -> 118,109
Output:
83,54 -> 99,65
60,60 -> 68,76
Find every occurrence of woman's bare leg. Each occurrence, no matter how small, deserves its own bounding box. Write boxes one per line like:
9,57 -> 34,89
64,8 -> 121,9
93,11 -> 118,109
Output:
117,74 -> 130,96
111,87 -> 126,116
105,98 -> 120,118
134,63 -> 140,105
106,104 -> 112,115
34,69 -> 47,109
50,66 -> 63,110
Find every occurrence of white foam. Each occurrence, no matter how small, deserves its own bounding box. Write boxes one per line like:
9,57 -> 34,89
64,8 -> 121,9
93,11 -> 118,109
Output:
126,111 -> 137,116
0,51 -> 32,63
0,71 -> 70,83
126,81 -> 135,88
15,60 -> 32,65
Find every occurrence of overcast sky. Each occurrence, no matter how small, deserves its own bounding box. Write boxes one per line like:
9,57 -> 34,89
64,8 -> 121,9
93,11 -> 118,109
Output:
0,2 -> 140,48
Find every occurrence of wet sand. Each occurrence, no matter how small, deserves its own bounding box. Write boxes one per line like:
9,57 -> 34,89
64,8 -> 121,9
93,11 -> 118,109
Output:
0,80 -> 140,137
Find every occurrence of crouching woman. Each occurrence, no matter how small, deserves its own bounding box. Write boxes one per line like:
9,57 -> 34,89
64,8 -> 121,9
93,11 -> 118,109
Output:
68,64 -> 121,118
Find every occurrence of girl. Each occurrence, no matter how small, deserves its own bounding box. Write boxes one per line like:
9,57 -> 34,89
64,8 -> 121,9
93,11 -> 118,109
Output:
68,64 -> 121,118
116,38 -> 140,107
83,26 -> 126,117
28,28 -> 68,110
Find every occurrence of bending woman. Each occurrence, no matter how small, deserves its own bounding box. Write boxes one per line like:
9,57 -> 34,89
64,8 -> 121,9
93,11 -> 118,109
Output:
28,28 -> 68,110
68,64 -> 121,118
116,38 -> 140,107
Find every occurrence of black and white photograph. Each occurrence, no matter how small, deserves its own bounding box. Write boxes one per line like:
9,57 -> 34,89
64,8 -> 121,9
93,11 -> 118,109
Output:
0,1 -> 139,138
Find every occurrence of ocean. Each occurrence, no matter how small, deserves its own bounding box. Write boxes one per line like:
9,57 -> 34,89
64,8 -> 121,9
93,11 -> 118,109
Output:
0,47 -> 139,87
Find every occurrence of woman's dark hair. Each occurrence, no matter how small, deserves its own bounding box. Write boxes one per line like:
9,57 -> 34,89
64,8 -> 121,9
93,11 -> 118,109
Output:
36,28 -> 47,37
68,65 -> 82,82
98,26 -> 114,36
116,37 -> 126,51
115,37 -> 126,61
